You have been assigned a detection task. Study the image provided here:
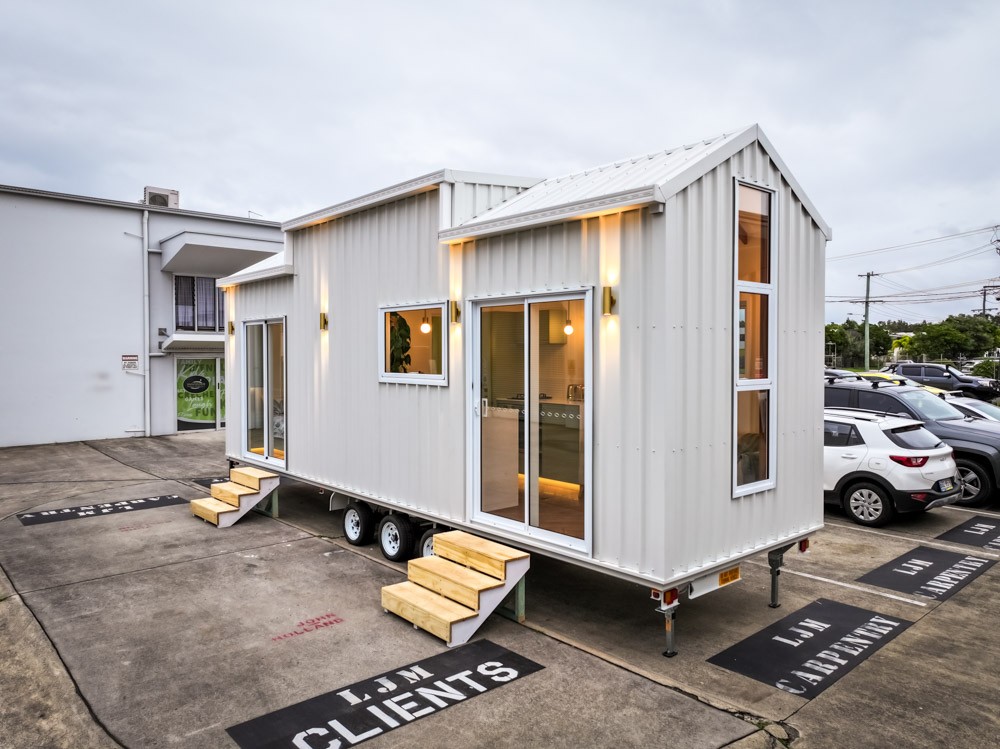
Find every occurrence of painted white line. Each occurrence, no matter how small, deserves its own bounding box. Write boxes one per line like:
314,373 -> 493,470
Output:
746,560 -> 928,607
822,520 -> 1000,560
942,505 -> 1000,519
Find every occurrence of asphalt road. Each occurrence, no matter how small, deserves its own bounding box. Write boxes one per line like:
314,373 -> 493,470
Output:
1,431 -> 998,748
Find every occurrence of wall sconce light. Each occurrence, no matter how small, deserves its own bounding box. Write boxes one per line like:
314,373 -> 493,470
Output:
450,300 -> 461,324
319,312 -> 329,331
228,321 -> 235,335
602,286 -> 618,316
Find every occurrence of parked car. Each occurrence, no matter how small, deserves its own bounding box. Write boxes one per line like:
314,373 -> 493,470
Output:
883,362 -> 1000,402
945,396 -> 1000,422
824,379 -> 1000,506
857,371 -> 947,395
825,368 -> 862,381
823,409 -> 960,526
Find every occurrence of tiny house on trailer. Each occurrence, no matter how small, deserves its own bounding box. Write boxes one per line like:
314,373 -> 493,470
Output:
218,124 -> 831,651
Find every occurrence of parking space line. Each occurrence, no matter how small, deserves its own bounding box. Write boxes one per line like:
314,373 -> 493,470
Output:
942,506 -> 1000,519
745,561 -> 928,607
822,520 -> 1000,560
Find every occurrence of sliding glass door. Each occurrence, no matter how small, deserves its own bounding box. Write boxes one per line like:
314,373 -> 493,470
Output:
473,293 -> 590,550
244,319 -> 285,466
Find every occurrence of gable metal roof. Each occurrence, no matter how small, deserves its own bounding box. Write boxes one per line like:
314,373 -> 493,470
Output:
439,124 -> 831,242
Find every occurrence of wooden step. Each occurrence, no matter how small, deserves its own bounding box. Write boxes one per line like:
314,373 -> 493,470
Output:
191,497 -> 238,525
230,466 -> 278,491
211,481 -> 257,506
433,530 -> 529,581
381,581 -> 476,642
408,556 -> 504,611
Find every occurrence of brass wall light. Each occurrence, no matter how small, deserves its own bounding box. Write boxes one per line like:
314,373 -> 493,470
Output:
319,312 -> 329,331
602,286 -> 618,316
450,300 -> 461,324
228,321 -> 235,335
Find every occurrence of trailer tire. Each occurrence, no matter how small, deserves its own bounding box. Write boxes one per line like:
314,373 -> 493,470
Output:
954,458 -> 992,507
417,527 -> 442,558
343,502 -> 375,546
378,514 -> 416,562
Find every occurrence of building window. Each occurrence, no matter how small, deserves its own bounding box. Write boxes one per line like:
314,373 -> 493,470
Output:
175,276 -> 225,332
378,302 -> 448,385
734,183 -> 775,494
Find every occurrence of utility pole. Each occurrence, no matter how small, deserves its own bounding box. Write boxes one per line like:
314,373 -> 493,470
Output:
979,285 -> 1000,317
860,271 -> 874,370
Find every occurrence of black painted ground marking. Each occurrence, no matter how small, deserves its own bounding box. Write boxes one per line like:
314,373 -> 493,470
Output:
17,495 -> 188,526
857,545 -> 995,601
193,477 -> 229,489
936,516 -> 1000,552
708,598 -> 911,699
226,640 -> 544,749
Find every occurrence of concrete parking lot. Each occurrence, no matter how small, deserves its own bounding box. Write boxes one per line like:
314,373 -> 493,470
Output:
1,432 -> 999,748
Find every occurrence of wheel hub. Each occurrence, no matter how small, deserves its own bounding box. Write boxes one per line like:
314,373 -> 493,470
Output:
849,489 -> 883,522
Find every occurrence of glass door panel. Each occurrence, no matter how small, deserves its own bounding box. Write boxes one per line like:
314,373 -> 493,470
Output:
528,299 -> 585,539
176,358 -> 217,431
479,304 -> 525,523
246,324 -> 265,455
268,322 -> 285,460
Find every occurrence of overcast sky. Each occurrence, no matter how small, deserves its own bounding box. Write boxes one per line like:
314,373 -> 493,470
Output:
1,1 -> 997,324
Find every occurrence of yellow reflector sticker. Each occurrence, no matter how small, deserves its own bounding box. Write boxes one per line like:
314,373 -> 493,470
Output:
719,566 -> 741,586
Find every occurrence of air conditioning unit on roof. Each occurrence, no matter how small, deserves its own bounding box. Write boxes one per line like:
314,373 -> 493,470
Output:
143,186 -> 179,208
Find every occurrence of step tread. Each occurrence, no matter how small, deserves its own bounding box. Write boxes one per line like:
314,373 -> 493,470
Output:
212,481 -> 257,496
191,497 -> 238,524
382,581 -> 477,627
409,556 -> 505,593
231,466 -> 279,479
435,530 -> 529,562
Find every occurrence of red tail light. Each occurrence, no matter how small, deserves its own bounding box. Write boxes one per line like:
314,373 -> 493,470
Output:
890,455 -> 928,467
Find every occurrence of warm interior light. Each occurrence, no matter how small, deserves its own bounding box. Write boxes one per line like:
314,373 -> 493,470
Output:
420,313 -> 431,334
563,319 -> 574,336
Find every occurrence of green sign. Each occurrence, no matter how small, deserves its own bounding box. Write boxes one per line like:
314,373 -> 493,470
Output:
177,359 -> 217,429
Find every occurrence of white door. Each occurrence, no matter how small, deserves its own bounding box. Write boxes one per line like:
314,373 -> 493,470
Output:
244,319 -> 286,467
472,293 -> 592,552
823,420 -> 867,491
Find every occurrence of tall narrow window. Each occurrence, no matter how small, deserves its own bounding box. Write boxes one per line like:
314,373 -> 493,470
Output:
734,183 -> 775,493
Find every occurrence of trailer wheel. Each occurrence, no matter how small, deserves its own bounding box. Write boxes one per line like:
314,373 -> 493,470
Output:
955,459 -> 992,507
343,502 -> 375,546
417,527 -> 442,558
378,515 -> 415,562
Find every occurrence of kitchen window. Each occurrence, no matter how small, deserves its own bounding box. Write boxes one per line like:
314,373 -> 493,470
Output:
378,302 -> 448,385
175,275 -> 225,332
734,182 -> 776,495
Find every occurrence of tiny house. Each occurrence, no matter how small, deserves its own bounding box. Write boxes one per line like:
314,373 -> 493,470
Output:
219,125 -> 831,639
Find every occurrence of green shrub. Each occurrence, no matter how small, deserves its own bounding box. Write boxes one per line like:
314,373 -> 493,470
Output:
972,360 -> 999,378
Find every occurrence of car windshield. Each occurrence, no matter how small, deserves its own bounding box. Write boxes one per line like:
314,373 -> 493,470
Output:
947,366 -> 966,378
898,390 -> 966,420
969,400 -> 1000,420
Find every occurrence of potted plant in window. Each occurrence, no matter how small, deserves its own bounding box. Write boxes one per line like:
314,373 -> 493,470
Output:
388,312 -> 412,373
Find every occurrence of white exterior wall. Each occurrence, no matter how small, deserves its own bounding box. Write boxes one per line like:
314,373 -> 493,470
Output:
0,190 -> 280,447
229,190 -> 469,519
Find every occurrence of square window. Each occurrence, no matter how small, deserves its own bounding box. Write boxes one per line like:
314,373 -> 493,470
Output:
379,303 -> 448,385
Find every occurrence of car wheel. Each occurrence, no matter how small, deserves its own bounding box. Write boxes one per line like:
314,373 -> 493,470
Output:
342,501 -> 375,546
843,482 -> 894,527
378,514 -> 416,562
954,459 -> 993,507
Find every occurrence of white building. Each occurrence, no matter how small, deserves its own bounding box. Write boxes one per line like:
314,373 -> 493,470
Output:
0,185 -> 282,447
222,124 -> 831,604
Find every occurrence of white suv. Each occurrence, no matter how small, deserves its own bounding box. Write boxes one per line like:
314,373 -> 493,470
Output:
823,409 -> 961,526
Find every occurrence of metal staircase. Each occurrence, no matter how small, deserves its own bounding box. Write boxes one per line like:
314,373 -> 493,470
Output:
190,467 -> 279,528
381,530 -> 530,647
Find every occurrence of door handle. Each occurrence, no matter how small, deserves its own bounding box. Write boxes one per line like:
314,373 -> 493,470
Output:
481,398 -> 488,417
841,453 -> 858,459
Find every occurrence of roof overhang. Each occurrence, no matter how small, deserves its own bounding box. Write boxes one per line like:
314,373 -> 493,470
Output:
217,249 -> 294,288
161,332 -> 225,352
439,185 -> 666,243
159,231 -> 283,276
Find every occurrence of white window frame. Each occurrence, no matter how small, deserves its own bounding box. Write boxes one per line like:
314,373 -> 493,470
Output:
241,317 -> 287,469
378,301 -> 449,386
733,179 -> 778,497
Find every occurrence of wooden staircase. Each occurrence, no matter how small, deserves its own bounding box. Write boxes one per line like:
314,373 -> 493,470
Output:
381,530 -> 529,647
190,467 -> 280,528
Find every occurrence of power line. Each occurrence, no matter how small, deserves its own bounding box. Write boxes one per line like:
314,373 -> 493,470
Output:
826,224 -> 998,262
878,243 -> 995,275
